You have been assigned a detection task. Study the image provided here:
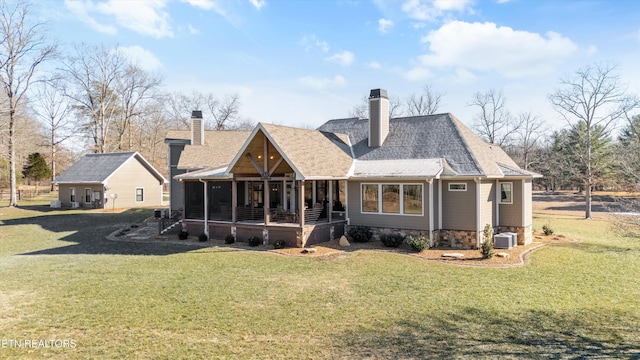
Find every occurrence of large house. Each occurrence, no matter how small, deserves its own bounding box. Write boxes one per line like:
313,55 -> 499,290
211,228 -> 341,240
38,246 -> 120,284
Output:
53,152 -> 167,209
165,89 -> 539,249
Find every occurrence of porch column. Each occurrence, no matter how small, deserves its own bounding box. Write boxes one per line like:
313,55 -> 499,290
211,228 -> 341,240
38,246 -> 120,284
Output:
232,180 -> 237,223
200,179 -> 209,237
298,180 -> 305,227
264,179 -> 270,225
328,180 -> 333,222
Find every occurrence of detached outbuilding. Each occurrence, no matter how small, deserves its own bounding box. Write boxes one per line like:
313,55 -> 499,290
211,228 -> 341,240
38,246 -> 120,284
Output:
53,152 -> 167,209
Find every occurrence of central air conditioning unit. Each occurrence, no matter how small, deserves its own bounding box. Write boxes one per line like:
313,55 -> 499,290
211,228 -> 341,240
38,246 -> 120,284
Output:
71,202 -> 80,208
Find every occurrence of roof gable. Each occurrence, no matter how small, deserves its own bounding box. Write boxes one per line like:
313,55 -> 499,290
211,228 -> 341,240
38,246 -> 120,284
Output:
227,123 -> 353,179
54,152 -> 167,184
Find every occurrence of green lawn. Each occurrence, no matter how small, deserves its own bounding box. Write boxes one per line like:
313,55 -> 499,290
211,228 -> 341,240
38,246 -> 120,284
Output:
0,201 -> 639,359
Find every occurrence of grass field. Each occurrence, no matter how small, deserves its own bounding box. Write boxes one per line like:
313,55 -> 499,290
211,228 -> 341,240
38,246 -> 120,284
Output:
0,196 -> 639,359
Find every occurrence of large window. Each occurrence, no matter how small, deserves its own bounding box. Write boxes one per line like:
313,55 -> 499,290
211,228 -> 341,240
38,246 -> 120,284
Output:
85,188 -> 92,203
382,184 -> 400,213
403,185 -> 423,214
362,183 -> 423,215
362,184 -> 379,213
135,188 -> 144,202
499,182 -> 513,204
70,188 -> 76,203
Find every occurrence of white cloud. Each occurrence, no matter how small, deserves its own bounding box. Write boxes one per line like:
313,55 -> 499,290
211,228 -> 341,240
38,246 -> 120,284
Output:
326,51 -> 355,66
403,66 -> 433,81
299,34 -> 330,52
187,24 -> 199,34
450,68 -> 476,84
378,18 -> 393,33
64,0 -> 117,35
248,0 -> 266,10
417,21 -> 578,78
402,0 -> 474,21
182,0 -> 215,10
119,46 -> 164,71
298,75 -> 346,89
66,0 -> 173,38
586,45 -> 598,55
367,61 -> 381,69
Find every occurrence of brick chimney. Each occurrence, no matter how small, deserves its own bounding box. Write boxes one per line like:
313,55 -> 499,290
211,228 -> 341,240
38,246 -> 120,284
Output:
191,110 -> 204,146
368,88 -> 389,148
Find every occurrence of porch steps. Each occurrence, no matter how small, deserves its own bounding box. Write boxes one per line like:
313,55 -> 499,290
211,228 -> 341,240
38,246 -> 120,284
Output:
160,220 -> 182,235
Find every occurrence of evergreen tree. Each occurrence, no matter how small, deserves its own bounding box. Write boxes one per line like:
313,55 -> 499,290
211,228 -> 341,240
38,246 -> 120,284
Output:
22,152 -> 51,192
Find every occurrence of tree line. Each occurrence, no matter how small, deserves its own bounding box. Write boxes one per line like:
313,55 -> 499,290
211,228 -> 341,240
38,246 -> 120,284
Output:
0,1 -> 252,206
350,64 -> 640,220
2,1 -> 640,222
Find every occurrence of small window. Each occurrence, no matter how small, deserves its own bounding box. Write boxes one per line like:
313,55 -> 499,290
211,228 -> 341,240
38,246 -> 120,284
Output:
449,183 -> 467,191
136,188 -> 144,202
70,188 -> 76,203
85,188 -> 92,203
500,182 -> 512,204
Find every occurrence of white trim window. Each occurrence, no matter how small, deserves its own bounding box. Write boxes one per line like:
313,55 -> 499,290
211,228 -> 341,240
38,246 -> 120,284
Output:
85,188 -> 92,203
499,182 -> 513,204
135,188 -> 144,203
361,183 -> 423,216
448,183 -> 467,191
70,188 -> 76,203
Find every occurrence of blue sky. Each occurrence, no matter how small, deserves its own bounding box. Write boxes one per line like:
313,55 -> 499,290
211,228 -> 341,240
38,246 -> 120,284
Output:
34,0 -> 640,129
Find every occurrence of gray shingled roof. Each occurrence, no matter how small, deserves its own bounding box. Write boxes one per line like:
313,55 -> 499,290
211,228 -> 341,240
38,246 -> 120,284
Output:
317,114 -> 516,177
54,152 -> 166,184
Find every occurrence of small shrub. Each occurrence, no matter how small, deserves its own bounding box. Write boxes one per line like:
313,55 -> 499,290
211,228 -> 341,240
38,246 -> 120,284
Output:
224,234 -> 235,244
273,240 -> 287,249
380,233 -> 406,248
198,233 -> 208,242
347,226 -> 373,243
480,224 -> 494,259
406,236 -> 429,252
247,236 -> 262,247
542,223 -> 555,236
178,231 -> 189,240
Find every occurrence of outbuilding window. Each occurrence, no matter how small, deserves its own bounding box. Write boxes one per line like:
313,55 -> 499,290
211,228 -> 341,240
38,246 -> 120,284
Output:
136,188 -> 144,202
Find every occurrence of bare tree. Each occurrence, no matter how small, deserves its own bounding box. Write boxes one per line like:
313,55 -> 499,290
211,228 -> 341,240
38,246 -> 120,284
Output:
114,64 -> 163,150
549,63 -> 639,219
0,0 -> 56,206
469,89 -> 520,147
34,79 -> 72,190
405,84 -> 443,116
62,43 -> 126,153
349,94 -> 404,119
513,112 -> 546,171
205,93 -> 239,130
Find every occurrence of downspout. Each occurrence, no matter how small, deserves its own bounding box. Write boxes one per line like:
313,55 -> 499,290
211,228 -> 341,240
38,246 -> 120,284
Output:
427,178 -> 434,247
475,177 -> 481,249
199,179 -> 209,238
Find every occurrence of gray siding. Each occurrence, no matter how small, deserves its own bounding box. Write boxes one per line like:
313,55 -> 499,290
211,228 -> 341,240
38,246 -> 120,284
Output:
347,180 -> 430,231
524,179 -> 532,227
480,181 -> 495,228
442,180 -> 476,231
169,143 -> 186,212
499,179 -> 523,227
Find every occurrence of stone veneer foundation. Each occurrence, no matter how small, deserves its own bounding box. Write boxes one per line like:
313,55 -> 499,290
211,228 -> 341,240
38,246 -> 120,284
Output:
349,225 -> 533,250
